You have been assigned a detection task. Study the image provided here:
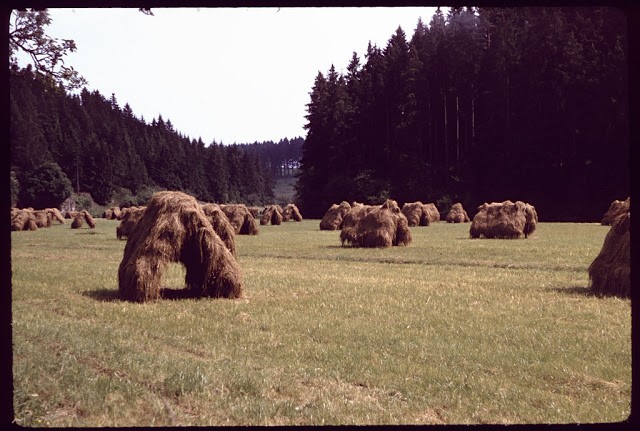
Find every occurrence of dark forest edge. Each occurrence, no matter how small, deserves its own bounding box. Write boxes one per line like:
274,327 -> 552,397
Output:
295,6 -> 628,222
10,7 -> 628,222
10,63 -> 303,212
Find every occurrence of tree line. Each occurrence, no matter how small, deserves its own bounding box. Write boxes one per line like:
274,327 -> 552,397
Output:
295,7 -> 628,221
9,63 -> 303,209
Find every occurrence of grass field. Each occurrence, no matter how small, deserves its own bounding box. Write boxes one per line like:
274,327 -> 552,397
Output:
11,219 -> 631,426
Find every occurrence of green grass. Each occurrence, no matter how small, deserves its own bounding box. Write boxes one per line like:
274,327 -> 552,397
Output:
11,220 -> 631,426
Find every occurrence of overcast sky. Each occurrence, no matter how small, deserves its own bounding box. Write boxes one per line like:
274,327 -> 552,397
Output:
22,7 -> 440,144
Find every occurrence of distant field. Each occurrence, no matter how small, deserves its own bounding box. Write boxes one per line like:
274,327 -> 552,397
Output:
11,220 -> 630,426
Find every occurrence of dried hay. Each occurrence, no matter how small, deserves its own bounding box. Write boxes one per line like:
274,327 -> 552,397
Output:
424,203 -> 440,224
46,208 -> 66,224
469,200 -> 536,239
341,205 -> 412,248
588,211 -> 630,298
118,191 -> 243,302
103,209 -> 113,219
116,207 -> 146,240
601,197 -> 630,226
340,204 -> 378,245
319,201 -> 351,230
71,210 -> 95,229
401,201 -> 427,226
11,209 -> 37,231
282,203 -> 303,222
220,204 -> 259,235
446,203 -> 470,223
65,210 -> 78,219
33,210 -> 52,228
201,203 -> 237,257
260,205 -> 283,225
248,207 -> 261,218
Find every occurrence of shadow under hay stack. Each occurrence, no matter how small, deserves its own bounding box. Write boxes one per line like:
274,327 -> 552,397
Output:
446,203 -> 470,223
470,200 -> 537,239
319,201 -> 351,230
118,191 -> 243,302
589,208 -> 630,298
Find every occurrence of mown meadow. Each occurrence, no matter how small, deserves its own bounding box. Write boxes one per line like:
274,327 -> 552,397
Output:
11,219 -> 631,426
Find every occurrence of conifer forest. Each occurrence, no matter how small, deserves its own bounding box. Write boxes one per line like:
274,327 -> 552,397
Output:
10,7 -> 628,221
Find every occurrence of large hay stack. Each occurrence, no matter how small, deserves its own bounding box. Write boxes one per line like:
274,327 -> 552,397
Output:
341,202 -> 412,248
446,203 -> 470,223
260,204 -> 283,226
469,200 -> 537,239
71,210 -> 96,229
588,210 -> 630,298
116,207 -> 146,240
282,203 -> 303,222
319,201 -> 351,230
118,191 -> 243,302
11,209 -> 37,231
201,203 -> 237,257
220,204 -> 259,235
65,210 -> 78,219
601,197 -> 630,226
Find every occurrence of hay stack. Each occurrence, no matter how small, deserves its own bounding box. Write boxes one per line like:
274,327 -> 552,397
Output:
220,204 -> 259,235
71,210 -> 96,229
401,201 -> 428,226
11,209 -> 38,231
601,197 -> 630,225
341,204 -> 412,248
201,203 -> 237,257
319,201 -> 351,230
282,203 -> 303,222
33,210 -> 52,228
118,191 -> 243,302
65,210 -> 78,219
116,207 -> 146,240
446,203 -> 470,223
469,200 -> 537,239
588,211 -> 630,298
46,208 -> 66,224
339,203 -> 378,244
260,204 -> 283,226
424,203 -> 440,224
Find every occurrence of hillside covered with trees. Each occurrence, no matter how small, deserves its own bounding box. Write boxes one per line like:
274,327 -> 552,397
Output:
296,7 -> 628,221
9,63 -> 302,209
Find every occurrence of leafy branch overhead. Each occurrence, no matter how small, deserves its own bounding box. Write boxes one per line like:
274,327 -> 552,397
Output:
9,9 -> 87,90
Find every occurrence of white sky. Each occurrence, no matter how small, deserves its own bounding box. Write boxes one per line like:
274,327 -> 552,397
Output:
20,7 -> 440,144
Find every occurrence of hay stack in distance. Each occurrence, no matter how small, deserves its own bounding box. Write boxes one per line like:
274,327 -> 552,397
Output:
282,203 -> 303,222
588,210 -> 630,298
116,207 -> 146,240
71,210 -> 96,229
470,200 -> 537,239
319,201 -> 351,230
220,204 -> 259,235
201,203 -> 237,257
446,203 -> 470,223
46,208 -> 66,224
424,203 -> 440,224
401,201 -> 428,226
11,209 -> 37,231
341,200 -> 411,248
33,210 -> 52,228
601,197 -> 630,226
260,204 -> 283,226
118,191 -> 243,302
